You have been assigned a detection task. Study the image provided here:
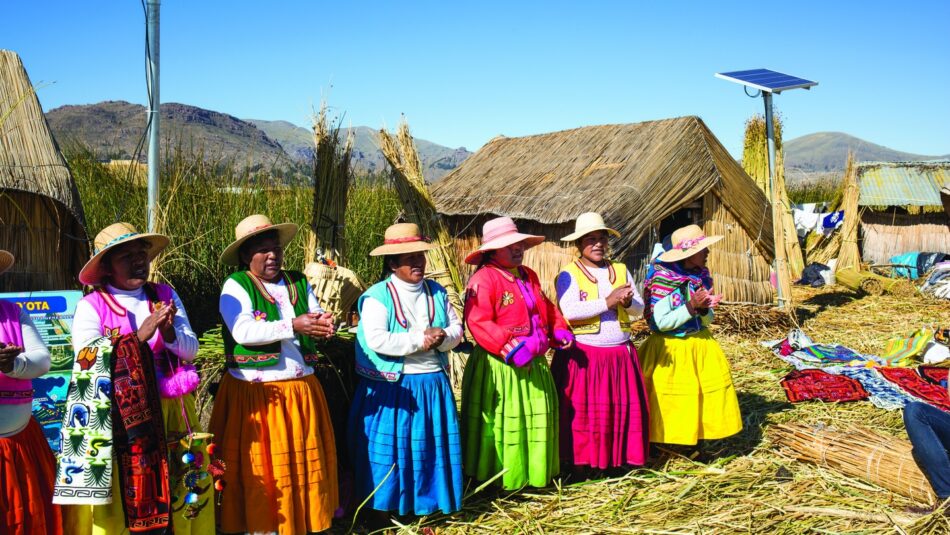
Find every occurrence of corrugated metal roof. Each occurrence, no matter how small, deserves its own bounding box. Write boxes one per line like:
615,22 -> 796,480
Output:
857,161 -> 950,207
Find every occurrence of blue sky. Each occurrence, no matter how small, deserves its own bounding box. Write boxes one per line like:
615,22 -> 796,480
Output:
5,1 -> 949,157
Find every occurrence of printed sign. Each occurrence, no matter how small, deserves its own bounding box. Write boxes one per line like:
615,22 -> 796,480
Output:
0,290 -> 82,451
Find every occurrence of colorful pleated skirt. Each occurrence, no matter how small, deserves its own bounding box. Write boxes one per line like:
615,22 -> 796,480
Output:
209,373 -> 339,534
348,371 -> 463,515
639,329 -> 742,445
460,347 -> 559,490
552,341 -> 649,468
0,417 -> 62,535
61,392 -> 213,535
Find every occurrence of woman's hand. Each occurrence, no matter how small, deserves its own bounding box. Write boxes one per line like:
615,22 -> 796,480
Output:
422,327 -> 447,351
0,344 -> 23,374
293,312 -> 335,338
157,301 -> 178,342
686,288 -> 713,315
605,283 -> 634,309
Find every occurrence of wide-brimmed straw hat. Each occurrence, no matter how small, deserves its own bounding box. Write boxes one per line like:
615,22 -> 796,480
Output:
78,222 -> 170,285
464,216 -> 544,265
657,224 -> 723,263
0,250 -> 14,276
561,212 -> 621,242
220,214 -> 298,266
369,223 -> 436,256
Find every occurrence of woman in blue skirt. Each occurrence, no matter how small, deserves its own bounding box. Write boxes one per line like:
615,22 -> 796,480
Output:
348,223 -> 465,525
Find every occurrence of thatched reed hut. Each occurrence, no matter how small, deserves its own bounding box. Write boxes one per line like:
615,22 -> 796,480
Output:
854,161 -> 950,264
0,50 -> 88,291
430,116 -> 777,305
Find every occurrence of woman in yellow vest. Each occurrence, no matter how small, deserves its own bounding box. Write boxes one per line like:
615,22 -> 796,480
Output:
552,213 -> 650,476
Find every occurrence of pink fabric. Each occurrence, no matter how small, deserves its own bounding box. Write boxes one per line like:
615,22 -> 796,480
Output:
551,341 -> 649,468
0,300 -> 30,405
84,284 -> 200,398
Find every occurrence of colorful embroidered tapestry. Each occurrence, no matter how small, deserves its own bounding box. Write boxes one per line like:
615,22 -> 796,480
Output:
878,367 -> 950,412
780,369 -> 869,403
52,334 -> 171,533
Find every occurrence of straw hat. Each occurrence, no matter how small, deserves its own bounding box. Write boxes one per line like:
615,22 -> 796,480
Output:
0,250 -> 14,276
78,222 -> 170,285
464,216 -> 544,265
369,223 -> 436,256
657,224 -> 723,263
220,214 -> 298,265
561,212 -> 621,242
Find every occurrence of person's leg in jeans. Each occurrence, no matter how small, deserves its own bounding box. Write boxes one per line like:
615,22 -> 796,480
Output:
904,402 -> 950,499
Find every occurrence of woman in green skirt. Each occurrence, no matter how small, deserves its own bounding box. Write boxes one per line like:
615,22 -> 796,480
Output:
461,216 -> 574,489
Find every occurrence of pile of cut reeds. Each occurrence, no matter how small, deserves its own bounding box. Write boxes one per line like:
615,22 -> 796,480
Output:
712,302 -> 797,337
771,422 -> 936,505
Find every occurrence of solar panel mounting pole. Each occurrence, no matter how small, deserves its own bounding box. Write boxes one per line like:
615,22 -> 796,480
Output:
146,0 -> 160,233
762,90 -> 787,308
714,69 -> 817,310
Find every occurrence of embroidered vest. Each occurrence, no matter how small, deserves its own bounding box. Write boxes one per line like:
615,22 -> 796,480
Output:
355,277 -> 449,382
222,270 -> 320,368
84,283 -> 200,398
0,300 -> 30,405
561,260 -> 631,335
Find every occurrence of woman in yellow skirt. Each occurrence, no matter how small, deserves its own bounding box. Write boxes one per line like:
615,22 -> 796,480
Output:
640,224 -> 742,450
55,222 -> 213,534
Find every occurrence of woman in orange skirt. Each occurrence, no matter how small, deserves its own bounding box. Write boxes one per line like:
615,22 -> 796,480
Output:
0,249 -> 62,535
210,214 -> 339,534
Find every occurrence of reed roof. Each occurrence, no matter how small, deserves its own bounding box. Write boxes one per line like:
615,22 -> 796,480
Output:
856,161 -> 949,209
431,116 -> 774,260
0,50 -> 86,228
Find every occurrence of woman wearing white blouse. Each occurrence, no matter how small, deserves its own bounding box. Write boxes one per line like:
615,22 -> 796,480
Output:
209,214 -> 338,535
348,223 -> 465,526
0,249 -> 61,535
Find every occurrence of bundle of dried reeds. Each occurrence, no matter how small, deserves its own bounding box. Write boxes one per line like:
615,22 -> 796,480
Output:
379,119 -> 467,386
303,260 -> 365,322
837,152 -> 862,272
837,268 -> 916,297
771,422 -> 936,505
742,115 -> 804,281
311,102 -> 353,264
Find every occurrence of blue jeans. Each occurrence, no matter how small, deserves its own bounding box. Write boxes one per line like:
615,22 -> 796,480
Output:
904,402 -> 950,499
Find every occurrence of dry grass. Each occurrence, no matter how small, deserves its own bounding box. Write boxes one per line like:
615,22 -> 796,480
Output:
349,285 -> 950,534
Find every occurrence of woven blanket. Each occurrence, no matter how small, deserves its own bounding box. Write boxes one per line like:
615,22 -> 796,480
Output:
919,366 -> 949,387
781,369 -> 869,403
878,367 -> 950,412
882,330 -> 934,366
839,367 -> 921,410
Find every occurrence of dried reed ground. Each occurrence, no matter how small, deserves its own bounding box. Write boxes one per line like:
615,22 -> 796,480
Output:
374,287 -> 950,534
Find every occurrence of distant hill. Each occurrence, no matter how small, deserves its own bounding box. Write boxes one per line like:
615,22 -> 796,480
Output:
248,119 -> 472,181
784,132 -> 949,174
46,101 -> 291,170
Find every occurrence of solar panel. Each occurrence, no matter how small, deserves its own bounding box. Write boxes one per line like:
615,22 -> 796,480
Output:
715,69 -> 817,94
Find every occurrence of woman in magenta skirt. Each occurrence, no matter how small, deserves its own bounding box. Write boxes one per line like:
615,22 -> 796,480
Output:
552,213 -> 649,475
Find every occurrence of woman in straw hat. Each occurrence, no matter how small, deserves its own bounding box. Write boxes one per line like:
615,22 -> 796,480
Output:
0,250 -> 63,535
552,212 -> 649,476
640,224 -> 742,452
210,214 -> 338,534
461,216 -> 574,490
348,223 -> 465,524
55,222 -> 211,534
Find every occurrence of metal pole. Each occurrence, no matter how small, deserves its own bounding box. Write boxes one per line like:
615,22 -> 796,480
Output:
763,91 -> 787,308
146,0 -> 160,233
